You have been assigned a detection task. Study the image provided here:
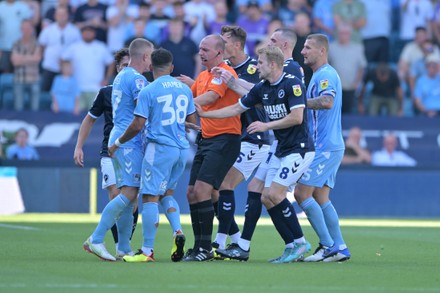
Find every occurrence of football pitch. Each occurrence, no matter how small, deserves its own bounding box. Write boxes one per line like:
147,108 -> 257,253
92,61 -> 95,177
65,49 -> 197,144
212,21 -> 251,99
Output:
1,214 -> 439,293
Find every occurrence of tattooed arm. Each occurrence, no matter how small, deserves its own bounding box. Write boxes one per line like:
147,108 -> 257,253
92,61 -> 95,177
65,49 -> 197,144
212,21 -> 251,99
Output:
307,95 -> 334,110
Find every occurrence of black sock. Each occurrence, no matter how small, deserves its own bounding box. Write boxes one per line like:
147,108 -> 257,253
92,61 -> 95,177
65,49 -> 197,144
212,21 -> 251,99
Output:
217,190 -> 235,235
198,199 -> 214,251
212,200 -> 219,219
241,191 -> 262,241
130,207 -> 139,240
279,198 -> 304,240
190,203 -> 201,249
268,201 -> 294,245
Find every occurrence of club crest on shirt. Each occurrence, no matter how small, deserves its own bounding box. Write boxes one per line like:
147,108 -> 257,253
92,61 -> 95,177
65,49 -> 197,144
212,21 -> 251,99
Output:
135,78 -> 145,89
320,79 -> 329,90
292,84 -> 302,96
278,89 -> 285,99
247,64 -> 257,74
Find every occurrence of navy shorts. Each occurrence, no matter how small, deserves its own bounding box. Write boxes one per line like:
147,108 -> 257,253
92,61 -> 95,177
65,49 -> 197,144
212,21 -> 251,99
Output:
189,133 -> 241,189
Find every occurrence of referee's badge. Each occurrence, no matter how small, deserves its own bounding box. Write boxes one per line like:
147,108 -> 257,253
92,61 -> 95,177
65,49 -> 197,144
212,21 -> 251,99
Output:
292,84 -> 302,96
320,79 -> 329,90
247,64 -> 257,74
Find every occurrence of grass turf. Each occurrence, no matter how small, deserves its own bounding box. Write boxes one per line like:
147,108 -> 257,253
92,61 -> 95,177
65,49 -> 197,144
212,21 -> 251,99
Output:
0,215 -> 439,293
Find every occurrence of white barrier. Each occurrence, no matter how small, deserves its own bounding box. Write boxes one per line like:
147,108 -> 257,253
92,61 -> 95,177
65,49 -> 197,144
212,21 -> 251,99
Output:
0,167 -> 25,215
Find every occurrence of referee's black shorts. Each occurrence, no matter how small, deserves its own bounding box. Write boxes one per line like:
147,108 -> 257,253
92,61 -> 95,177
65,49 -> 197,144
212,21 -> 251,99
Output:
189,133 -> 241,190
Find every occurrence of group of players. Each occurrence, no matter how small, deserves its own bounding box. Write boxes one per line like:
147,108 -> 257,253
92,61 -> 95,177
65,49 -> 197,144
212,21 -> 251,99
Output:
74,24 -> 351,263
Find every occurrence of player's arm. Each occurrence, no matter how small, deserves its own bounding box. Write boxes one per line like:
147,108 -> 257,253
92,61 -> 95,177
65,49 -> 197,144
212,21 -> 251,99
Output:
108,115 -> 146,157
247,107 -> 304,134
212,66 -> 254,96
185,112 -> 200,132
307,94 -> 334,110
73,114 -> 97,167
196,102 -> 245,118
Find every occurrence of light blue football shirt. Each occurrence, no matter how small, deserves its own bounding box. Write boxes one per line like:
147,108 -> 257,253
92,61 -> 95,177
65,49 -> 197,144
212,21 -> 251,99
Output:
307,64 -> 345,152
134,75 -> 195,149
109,66 -> 148,149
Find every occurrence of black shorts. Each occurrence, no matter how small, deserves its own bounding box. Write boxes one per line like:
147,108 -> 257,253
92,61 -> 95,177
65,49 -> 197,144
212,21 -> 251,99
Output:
189,133 -> 241,190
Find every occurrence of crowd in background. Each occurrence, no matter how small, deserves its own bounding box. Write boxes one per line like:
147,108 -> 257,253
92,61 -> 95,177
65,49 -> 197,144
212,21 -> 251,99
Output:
0,0 -> 439,117
0,0 -> 439,162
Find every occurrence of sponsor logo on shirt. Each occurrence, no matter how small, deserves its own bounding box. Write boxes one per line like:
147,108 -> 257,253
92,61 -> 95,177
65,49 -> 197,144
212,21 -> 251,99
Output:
135,79 -> 145,89
320,79 -> 328,90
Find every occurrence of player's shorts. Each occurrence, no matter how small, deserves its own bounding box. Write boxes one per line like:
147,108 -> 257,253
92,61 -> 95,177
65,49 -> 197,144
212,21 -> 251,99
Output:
265,151 -> 315,189
298,150 -> 344,189
140,142 -> 189,196
233,141 -> 270,181
189,133 -> 241,190
112,146 -> 143,189
100,157 -> 116,189
254,140 -> 278,182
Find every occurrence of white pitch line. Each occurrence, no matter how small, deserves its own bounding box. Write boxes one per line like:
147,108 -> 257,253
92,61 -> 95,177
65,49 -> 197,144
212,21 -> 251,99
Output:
0,223 -> 40,231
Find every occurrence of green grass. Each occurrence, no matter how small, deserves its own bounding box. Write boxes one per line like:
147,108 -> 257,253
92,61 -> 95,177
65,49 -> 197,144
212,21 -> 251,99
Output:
1,215 -> 439,293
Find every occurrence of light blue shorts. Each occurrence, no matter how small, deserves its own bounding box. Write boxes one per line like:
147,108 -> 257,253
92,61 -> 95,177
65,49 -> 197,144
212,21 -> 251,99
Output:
298,150 -> 344,189
112,147 -> 143,188
140,142 -> 189,196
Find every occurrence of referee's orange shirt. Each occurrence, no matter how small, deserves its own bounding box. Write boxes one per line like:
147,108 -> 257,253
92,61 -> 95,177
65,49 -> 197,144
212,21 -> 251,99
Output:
192,62 -> 242,139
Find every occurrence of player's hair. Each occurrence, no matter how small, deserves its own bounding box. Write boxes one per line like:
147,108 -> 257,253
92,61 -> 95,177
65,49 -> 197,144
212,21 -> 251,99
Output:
306,33 -> 329,53
151,48 -> 173,70
128,38 -> 154,59
114,48 -> 129,65
257,46 -> 284,68
221,25 -> 247,49
274,27 -> 297,48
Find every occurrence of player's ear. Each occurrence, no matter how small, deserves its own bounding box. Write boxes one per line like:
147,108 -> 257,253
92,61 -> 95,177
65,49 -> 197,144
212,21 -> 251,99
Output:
170,64 -> 174,74
149,64 -> 153,71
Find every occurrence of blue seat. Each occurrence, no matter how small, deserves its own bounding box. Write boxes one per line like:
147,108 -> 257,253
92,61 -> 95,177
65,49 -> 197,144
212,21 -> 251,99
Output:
0,73 -> 14,109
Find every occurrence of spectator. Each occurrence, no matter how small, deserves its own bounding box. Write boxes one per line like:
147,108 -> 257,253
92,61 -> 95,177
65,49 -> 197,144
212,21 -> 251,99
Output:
328,24 -> 367,114
236,0 -> 272,17
371,133 -> 416,167
183,0 -> 216,45
106,0 -> 138,53
408,39 -> 440,101
38,6 -> 82,92
292,12 -> 313,87
398,27 -> 440,93
332,0 -> 366,44
10,19 -> 42,111
360,0 -> 392,64
125,3 -> 161,46
399,0 -> 433,45
254,17 -> 283,54
50,60 -> 81,115
6,128 -> 39,160
277,0 -> 310,28
150,0 -> 173,32
161,1 -> 194,41
205,1 -> 231,35
41,0 -> 73,28
160,18 -> 202,79
312,0 -> 338,41
22,0 -> 41,27
413,54 -> 440,117
359,62 -> 403,116
236,1 -> 269,58
62,26 -> 114,112
0,0 -> 32,73
73,0 -> 108,43
342,126 -> 371,165
432,1 -> 440,45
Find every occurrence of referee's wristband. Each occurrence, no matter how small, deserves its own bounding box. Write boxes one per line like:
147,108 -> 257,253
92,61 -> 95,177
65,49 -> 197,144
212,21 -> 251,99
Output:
115,138 -> 122,147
